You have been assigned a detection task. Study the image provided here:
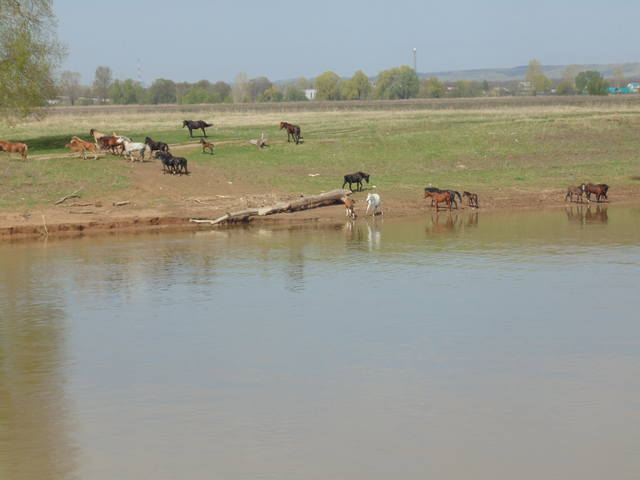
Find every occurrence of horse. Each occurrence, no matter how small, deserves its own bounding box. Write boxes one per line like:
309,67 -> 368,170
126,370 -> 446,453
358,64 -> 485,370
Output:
581,183 -> 609,203
183,120 -> 212,137
0,140 -> 28,160
342,172 -> 370,192
462,191 -> 479,208
144,137 -> 169,157
424,191 -> 452,211
66,136 -> 98,159
117,138 -> 148,162
200,138 -> 214,154
366,193 -> 383,216
97,136 -> 124,155
89,128 -> 106,144
565,186 -> 584,203
424,187 -> 460,209
280,121 -> 301,144
343,198 -> 357,219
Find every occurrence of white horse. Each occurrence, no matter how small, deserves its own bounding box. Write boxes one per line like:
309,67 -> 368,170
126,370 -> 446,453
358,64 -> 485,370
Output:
366,193 -> 383,216
117,137 -> 148,162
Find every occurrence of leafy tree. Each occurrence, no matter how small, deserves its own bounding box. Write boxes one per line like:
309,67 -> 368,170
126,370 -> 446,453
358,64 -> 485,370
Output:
0,0 -> 65,122
340,70 -> 371,100
109,79 -> 146,104
258,86 -> 283,102
315,71 -> 341,100
575,71 -> 608,95
556,66 -> 578,95
180,88 -> 211,104
283,84 -> 307,101
93,66 -> 113,103
148,78 -> 176,104
248,76 -> 272,101
525,59 -> 551,95
57,70 -> 81,105
418,77 -> 444,98
210,81 -> 231,103
374,66 -> 419,100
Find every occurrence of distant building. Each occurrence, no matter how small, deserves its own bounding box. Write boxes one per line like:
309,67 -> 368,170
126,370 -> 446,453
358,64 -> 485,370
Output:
627,82 -> 640,92
304,89 -> 316,100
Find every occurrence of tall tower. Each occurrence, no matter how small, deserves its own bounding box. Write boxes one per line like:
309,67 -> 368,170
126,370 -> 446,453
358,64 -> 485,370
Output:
412,48 -> 417,73
136,58 -> 143,85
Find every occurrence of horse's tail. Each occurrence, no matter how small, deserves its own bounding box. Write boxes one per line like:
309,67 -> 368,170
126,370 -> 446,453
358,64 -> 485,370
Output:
455,191 -> 462,202
22,144 -> 28,159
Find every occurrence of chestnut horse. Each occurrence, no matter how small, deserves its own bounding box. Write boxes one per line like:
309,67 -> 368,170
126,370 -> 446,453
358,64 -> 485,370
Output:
0,140 -> 28,160
424,191 -> 452,210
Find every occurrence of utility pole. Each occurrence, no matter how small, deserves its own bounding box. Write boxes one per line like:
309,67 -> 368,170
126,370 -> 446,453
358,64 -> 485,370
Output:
412,48 -> 417,72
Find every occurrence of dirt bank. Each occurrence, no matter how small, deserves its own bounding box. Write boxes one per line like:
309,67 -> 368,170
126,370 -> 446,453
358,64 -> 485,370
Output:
2,184 -> 637,241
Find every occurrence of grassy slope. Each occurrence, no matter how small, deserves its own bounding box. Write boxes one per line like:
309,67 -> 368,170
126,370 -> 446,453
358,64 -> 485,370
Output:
1,104 -> 639,210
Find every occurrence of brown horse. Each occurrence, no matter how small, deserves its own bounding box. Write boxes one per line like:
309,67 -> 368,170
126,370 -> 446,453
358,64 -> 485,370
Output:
424,191 -> 452,210
200,138 -> 214,154
97,136 -> 124,155
66,136 -> 98,159
581,183 -> 609,203
280,121 -> 301,144
462,191 -> 479,208
0,140 -> 28,160
565,186 -> 584,203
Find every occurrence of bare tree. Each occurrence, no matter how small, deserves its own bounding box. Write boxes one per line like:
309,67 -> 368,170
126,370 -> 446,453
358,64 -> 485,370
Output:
58,71 -> 81,105
93,66 -> 113,104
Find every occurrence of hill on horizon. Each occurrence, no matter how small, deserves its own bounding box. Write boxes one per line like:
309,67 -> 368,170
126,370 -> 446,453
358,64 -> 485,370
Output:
418,62 -> 640,82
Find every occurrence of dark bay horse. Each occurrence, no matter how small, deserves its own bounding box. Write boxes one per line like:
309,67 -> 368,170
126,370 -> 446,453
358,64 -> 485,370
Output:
280,121 -> 301,144
183,120 -> 213,137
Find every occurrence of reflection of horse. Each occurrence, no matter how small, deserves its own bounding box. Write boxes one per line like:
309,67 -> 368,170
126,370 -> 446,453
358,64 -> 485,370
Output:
585,205 -> 608,224
465,211 -> 479,228
367,224 -> 382,251
426,212 -> 460,235
565,205 -> 608,225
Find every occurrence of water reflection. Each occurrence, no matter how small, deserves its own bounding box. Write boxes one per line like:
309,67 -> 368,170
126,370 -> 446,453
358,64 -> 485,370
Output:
565,205 -> 609,226
0,251 -> 76,480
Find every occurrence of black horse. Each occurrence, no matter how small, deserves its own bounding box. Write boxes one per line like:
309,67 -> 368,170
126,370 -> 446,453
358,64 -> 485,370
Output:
183,120 -> 213,137
342,171 -> 370,192
144,136 -> 169,156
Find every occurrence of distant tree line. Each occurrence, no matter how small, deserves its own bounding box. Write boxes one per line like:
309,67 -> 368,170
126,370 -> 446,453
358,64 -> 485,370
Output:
54,60 -> 614,107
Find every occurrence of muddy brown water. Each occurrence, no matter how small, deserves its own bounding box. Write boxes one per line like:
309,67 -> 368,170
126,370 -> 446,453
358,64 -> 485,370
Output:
1,205 -> 639,480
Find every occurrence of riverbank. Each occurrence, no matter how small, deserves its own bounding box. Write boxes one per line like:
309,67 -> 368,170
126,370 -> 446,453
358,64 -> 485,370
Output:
2,101 -> 639,240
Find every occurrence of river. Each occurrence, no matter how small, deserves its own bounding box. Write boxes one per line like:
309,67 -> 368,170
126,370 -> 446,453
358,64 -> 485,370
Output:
1,205 -> 639,479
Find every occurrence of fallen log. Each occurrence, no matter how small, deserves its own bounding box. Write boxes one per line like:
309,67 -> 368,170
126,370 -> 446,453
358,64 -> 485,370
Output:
190,189 -> 352,226
55,186 -> 84,205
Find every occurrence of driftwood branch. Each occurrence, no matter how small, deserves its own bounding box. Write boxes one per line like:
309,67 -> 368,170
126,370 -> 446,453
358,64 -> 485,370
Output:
112,201 -> 130,207
190,189 -> 352,226
55,187 -> 84,205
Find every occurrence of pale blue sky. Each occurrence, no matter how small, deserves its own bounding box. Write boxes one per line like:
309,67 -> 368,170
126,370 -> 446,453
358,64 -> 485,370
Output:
54,0 -> 640,84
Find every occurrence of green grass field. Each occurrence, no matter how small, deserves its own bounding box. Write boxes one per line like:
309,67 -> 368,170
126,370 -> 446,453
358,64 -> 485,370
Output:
1,101 -> 640,210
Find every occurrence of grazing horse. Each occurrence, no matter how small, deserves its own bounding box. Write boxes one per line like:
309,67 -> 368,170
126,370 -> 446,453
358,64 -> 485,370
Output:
424,191 -> 452,211
366,193 -> 383,216
581,183 -> 609,203
343,198 -> 357,219
183,120 -> 213,137
279,121 -> 302,144
200,138 -> 214,154
463,191 -> 479,208
342,171 -> 370,192
0,140 -> 28,160
565,186 -> 584,203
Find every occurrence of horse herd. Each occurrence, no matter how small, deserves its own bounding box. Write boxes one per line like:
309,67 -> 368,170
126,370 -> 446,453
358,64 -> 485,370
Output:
1,118 -> 613,212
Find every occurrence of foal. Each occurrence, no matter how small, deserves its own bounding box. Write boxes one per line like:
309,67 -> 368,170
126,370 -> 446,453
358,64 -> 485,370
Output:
200,138 -> 215,154
462,191 -> 479,208
343,198 -> 357,219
